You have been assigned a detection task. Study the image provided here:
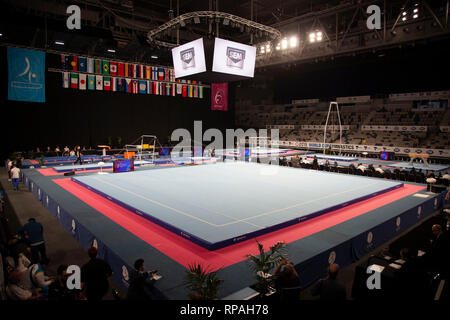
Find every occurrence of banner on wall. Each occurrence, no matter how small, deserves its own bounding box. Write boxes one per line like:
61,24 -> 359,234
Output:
278,140 -> 450,157
211,82 -> 228,111
362,125 -> 427,132
8,47 -> 45,103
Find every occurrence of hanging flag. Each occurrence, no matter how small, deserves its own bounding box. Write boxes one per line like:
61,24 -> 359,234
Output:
147,81 -> 151,94
61,55 -> 68,70
117,62 -> 124,77
165,83 -> 170,96
182,84 -> 187,97
199,86 -> 204,99
132,80 -> 139,94
116,78 -> 124,92
78,57 -> 87,72
158,68 -> 164,81
103,76 -> 111,91
150,81 -> 155,94
176,82 -> 182,95
94,59 -> 101,74
70,56 -> 78,71
132,64 -> 138,78
87,58 -> 94,73
211,82 -> 228,111
95,75 -> 103,90
62,72 -> 69,88
110,62 -> 117,76
145,66 -> 151,79
155,81 -> 159,95
7,47 -> 46,103
151,67 -> 158,80
70,73 -> 78,89
139,80 -> 147,94
139,65 -> 144,79
164,68 -> 169,81
79,73 -> 87,90
102,60 -> 110,75
88,75 -> 95,90
125,78 -> 132,93
193,85 -> 198,98
111,77 -> 117,92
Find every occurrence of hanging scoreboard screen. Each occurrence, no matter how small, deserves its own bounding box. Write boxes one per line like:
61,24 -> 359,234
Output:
172,38 -> 207,78
212,38 -> 256,78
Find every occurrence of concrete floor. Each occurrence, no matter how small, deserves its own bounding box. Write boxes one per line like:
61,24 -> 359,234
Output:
0,170 -> 125,300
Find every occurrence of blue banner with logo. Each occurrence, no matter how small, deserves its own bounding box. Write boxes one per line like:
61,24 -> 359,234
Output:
8,47 -> 45,103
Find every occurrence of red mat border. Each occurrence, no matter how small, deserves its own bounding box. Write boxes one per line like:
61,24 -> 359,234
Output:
53,178 -> 424,271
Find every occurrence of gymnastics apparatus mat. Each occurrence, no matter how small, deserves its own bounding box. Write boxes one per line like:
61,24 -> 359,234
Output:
72,162 -> 403,250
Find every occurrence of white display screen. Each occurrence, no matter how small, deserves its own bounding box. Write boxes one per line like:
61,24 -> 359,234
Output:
171,38 -> 207,78
212,38 -> 256,78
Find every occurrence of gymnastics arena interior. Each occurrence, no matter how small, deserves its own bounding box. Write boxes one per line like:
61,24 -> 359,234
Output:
1,0 -> 450,306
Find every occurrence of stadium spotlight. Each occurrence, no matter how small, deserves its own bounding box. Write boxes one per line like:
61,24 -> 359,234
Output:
260,45 -> 265,54
107,48 -> 116,53
290,36 -> 298,48
193,16 -> 200,24
275,42 -> 281,50
266,44 -> 271,52
54,40 -> 65,45
309,30 -> 323,43
281,38 -> 288,50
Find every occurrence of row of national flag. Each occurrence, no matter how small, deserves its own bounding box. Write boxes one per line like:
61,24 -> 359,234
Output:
62,72 -> 204,98
60,54 -> 176,82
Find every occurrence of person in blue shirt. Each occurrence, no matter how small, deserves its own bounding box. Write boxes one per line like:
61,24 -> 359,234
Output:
17,218 -> 48,264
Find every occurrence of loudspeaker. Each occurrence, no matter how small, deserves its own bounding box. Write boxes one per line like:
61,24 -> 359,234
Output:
64,171 -> 75,176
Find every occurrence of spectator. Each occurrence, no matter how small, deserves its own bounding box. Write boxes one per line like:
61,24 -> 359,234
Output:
20,258 -> 54,299
7,158 -> 12,181
395,248 -> 428,299
10,163 -> 20,191
81,247 -> 113,301
69,149 -> 76,157
424,224 -> 450,277
311,264 -> 346,300
312,155 -> 318,167
63,146 -> 70,156
6,271 -> 38,300
55,146 -> 61,154
48,265 -> 78,301
375,165 -> 384,174
126,259 -> 157,300
273,258 -> 301,301
357,163 -> 366,172
426,170 -> 436,179
17,218 -> 48,264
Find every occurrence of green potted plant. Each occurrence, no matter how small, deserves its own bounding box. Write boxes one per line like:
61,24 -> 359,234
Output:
246,240 -> 287,295
184,263 -> 224,300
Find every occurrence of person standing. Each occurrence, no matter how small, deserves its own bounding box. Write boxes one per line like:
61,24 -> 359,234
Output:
80,247 -> 113,301
10,163 -> 21,191
17,218 -> 48,264
74,146 -> 83,165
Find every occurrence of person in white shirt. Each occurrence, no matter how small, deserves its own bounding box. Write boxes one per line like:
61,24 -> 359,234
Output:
63,146 -> 70,156
6,271 -> 36,300
69,150 -> 75,157
375,165 -> 384,174
10,164 -> 21,191
357,163 -> 366,172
